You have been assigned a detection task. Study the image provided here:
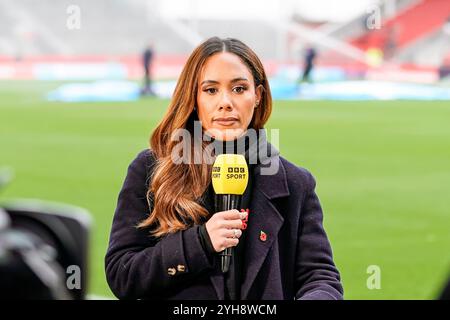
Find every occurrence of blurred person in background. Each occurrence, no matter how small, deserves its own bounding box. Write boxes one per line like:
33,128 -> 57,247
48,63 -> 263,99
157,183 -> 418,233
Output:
141,42 -> 155,96
105,37 -> 343,300
383,24 -> 400,61
300,47 -> 317,83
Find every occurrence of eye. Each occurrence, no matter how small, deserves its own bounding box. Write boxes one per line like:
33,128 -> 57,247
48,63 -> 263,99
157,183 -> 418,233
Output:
232,86 -> 247,94
203,88 -> 217,95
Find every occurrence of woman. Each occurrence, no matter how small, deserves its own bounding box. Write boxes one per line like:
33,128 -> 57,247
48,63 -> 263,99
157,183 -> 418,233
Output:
105,37 -> 343,300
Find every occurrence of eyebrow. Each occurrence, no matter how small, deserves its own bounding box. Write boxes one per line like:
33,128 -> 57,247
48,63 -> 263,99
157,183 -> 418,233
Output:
200,77 -> 249,86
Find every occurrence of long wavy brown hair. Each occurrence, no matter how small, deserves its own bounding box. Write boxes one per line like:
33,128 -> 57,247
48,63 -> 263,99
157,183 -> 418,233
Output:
138,37 -> 273,237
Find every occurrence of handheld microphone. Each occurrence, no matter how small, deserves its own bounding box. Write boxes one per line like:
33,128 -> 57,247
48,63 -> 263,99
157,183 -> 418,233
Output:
211,154 -> 248,273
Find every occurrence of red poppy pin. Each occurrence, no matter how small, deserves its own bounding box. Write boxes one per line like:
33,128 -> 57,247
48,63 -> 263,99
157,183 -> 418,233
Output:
260,231 -> 267,242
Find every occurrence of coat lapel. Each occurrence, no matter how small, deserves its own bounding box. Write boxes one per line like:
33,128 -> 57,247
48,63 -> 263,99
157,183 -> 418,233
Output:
209,268 -> 225,300
240,156 -> 289,299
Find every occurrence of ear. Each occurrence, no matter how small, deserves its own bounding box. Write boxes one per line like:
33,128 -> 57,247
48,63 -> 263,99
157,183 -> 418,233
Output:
255,85 -> 263,107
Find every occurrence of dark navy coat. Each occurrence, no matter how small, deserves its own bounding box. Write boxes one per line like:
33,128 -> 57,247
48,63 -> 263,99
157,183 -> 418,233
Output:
105,149 -> 344,300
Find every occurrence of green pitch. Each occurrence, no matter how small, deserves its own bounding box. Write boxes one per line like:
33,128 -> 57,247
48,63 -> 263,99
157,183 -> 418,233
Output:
1,81 -> 449,299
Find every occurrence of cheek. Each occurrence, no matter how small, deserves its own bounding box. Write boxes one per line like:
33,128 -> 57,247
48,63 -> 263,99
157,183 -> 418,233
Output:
240,96 -> 256,124
243,107 -> 255,126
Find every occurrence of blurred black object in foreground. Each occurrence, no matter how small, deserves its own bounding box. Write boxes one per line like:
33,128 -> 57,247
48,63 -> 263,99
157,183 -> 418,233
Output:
0,199 -> 91,300
439,275 -> 450,300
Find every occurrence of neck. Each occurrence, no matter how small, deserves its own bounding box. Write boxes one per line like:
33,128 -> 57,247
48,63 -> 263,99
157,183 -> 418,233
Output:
211,133 -> 250,157
207,129 -> 275,165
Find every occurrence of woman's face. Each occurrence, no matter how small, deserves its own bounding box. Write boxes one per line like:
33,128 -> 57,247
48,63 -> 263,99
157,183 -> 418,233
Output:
197,52 -> 262,141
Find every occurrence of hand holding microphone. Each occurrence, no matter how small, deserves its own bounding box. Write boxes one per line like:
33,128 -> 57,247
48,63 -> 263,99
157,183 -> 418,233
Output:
205,209 -> 246,252
208,154 -> 249,273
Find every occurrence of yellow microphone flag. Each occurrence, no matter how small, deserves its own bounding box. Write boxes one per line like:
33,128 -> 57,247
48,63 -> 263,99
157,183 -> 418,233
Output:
212,154 -> 248,195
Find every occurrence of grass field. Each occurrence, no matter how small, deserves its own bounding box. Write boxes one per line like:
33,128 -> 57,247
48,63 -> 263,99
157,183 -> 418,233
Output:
1,80 -> 449,299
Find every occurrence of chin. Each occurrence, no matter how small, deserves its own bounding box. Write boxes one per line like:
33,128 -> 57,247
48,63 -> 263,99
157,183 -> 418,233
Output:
206,127 -> 246,141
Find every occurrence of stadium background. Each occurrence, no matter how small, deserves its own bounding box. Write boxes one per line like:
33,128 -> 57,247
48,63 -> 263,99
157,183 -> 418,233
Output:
0,0 -> 449,299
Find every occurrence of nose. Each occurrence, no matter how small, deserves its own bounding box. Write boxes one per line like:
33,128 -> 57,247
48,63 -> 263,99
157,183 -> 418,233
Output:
218,91 -> 233,111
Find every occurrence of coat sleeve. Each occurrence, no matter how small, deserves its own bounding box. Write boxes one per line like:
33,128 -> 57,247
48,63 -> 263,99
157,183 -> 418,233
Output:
104,150 -> 215,299
295,171 -> 344,300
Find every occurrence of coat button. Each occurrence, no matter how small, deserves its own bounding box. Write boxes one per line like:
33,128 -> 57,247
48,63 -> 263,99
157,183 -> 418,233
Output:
167,267 -> 176,276
177,264 -> 185,272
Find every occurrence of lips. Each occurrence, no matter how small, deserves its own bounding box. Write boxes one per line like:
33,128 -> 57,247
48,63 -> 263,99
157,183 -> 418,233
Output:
213,117 -> 239,126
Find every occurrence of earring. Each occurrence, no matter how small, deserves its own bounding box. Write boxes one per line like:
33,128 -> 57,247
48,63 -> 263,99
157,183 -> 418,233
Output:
255,101 -> 259,108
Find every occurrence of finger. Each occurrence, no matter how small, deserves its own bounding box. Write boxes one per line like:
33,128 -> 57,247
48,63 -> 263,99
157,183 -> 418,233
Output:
213,210 -> 239,221
222,209 -> 241,220
221,220 -> 244,230
216,237 -> 239,252
224,238 -> 239,249
223,228 -> 242,239
239,211 -> 248,220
